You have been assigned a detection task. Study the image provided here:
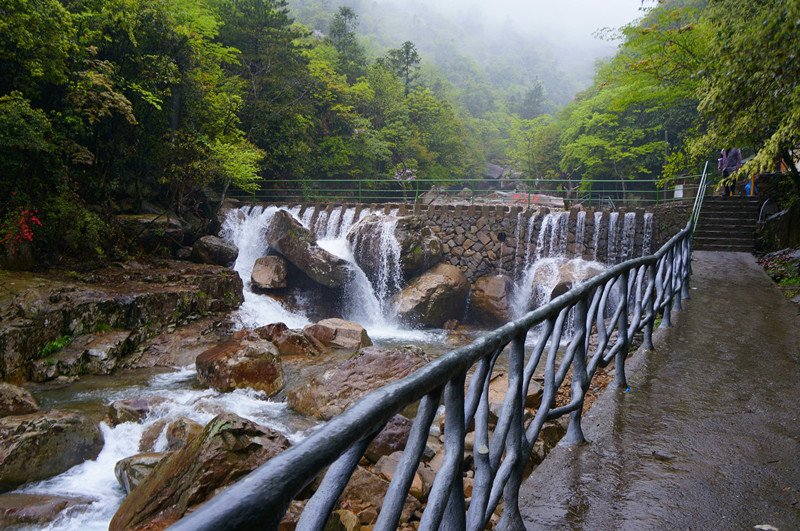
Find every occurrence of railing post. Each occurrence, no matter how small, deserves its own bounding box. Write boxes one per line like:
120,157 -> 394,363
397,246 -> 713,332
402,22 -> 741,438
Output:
496,333 -> 527,531
643,263 -> 656,350
681,237 -> 691,300
563,296 -> 589,445
615,274 -> 630,389
660,249 -> 674,329
671,246 -> 683,312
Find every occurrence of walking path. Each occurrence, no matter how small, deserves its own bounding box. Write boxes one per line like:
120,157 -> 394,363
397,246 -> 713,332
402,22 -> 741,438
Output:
519,251 -> 800,530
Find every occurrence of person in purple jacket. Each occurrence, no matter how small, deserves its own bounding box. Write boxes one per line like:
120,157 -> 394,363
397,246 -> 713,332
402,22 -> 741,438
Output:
718,147 -> 742,196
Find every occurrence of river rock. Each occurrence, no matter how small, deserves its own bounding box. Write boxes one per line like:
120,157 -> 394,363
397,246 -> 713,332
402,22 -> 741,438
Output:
303,318 -> 372,350
251,322 -> 324,356
166,417 -> 204,450
364,414 -> 413,463
470,275 -> 515,326
190,235 -> 239,267
0,492 -> 94,527
114,452 -> 170,494
391,264 -> 469,327
264,209 -> 352,289
107,396 -> 170,426
0,383 -> 38,417
0,410 -> 104,492
373,451 -> 427,501
109,413 -> 291,531
196,338 -> 285,396
339,466 -> 421,523
287,345 -> 428,420
347,215 -> 442,282
251,255 -> 288,290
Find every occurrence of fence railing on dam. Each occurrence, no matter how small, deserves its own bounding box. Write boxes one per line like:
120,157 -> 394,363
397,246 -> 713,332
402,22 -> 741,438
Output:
167,218 -> 694,530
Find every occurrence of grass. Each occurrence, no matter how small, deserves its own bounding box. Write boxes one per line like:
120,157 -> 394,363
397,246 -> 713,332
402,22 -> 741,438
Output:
38,335 -> 72,358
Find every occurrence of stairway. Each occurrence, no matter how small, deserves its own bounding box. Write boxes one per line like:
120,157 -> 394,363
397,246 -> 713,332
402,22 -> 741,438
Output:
693,196 -> 760,252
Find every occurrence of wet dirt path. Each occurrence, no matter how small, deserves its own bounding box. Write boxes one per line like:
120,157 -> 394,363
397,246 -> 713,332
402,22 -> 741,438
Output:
519,251 -> 800,530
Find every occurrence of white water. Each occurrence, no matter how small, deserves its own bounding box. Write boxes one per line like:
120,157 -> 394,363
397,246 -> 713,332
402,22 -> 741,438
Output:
19,367 -> 314,530
574,210 -> 586,259
642,213 -> 654,255
592,211 -> 602,260
607,212 -> 620,264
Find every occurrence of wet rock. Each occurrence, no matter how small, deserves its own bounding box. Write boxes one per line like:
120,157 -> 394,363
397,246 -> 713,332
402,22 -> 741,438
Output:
0,383 -> 38,417
0,492 -> 94,527
166,417 -> 204,451
190,235 -> 238,268
325,509 -> 361,530
31,330 -> 135,382
253,322 -> 324,356
347,215 -> 442,282
265,209 -> 352,289
303,318 -> 372,350
338,466 -> 421,523
107,396 -> 170,426
115,452 -> 170,494
470,275 -> 515,326
196,338 -> 285,396
391,264 -> 469,328
365,414 -> 412,463
251,255 -> 288,290
109,413 -> 291,531
287,346 -> 428,420
0,410 -> 104,492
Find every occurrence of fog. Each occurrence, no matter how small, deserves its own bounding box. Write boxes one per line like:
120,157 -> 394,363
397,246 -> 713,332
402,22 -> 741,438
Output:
368,0 -> 648,60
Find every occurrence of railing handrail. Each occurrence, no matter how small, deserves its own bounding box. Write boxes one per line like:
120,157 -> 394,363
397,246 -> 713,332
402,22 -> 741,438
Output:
689,161 -> 710,238
168,221 -> 694,531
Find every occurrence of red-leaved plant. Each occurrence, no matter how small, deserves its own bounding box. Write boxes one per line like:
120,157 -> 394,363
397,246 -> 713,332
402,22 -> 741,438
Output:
1,208 -> 42,255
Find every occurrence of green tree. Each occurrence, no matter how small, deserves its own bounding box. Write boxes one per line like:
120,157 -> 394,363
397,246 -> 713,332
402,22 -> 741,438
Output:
328,6 -> 366,82
385,41 -> 420,96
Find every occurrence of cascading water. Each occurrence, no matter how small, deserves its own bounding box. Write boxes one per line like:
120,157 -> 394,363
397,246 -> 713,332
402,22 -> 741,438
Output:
620,212 -> 637,262
324,206 -> 343,239
574,210 -> 586,259
592,211 -> 602,260
607,212 -> 620,264
338,207 -> 356,238
642,213 -> 654,255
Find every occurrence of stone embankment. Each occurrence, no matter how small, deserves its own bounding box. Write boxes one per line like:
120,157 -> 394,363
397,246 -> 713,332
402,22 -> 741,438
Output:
0,260 -> 244,383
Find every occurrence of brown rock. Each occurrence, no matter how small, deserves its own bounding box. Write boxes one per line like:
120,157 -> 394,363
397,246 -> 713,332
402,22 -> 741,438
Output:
373,452 -> 426,501
470,275 -> 514,326
166,417 -> 204,451
340,466 -> 421,523
139,418 -> 168,452
365,415 -> 412,462
255,322 -> 324,356
287,346 -> 428,420
303,318 -> 372,350
390,264 -> 469,328
196,339 -> 284,396
115,452 -> 171,494
251,256 -> 288,290
107,396 -> 170,426
0,410 -> 104,492
325,509 -> 361,530
0,493 -> 94,527
109,413 -> 291,531
265,210 -> 352,289
0,383 -> 38,417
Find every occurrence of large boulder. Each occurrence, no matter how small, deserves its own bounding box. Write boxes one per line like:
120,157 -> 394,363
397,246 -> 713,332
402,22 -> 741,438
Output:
470,275 -> 515,327
109,413 -> 291,531
196,338 -> 285,396
0,410 -> 104,492
526,258 -> 604,306
287,345 -> 428,420
264,209 -> 352,289
0,493 -> 94,527
250,255 -> 288,290
106,396 -> 170,426
364,414 -> 413,463
347,215 -> 442,283
0,383 -> 38,417
252,323 -> 324,356
114,452 -> 170,494
190,235 -> 239,268
303,318 -> 372,350
391,264 -> 469,328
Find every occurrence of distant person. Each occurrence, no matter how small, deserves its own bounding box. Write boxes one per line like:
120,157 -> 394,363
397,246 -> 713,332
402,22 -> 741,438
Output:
718,147 -> 742,196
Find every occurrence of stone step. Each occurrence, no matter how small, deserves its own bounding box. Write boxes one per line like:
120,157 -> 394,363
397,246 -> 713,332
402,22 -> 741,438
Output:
693,242 -> 754,252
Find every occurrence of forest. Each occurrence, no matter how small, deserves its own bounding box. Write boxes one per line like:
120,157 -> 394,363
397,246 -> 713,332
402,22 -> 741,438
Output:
1,0 -> 799,261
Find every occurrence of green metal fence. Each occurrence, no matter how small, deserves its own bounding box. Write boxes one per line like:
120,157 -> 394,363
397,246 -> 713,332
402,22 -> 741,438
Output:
225,175 -> 706,210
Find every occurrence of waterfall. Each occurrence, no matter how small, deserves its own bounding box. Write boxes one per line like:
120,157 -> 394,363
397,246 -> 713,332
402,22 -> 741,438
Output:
300,206 -> 315,229
324,206 -> 343,239
374,217 -> 404,311
313,209 -> 329,237
607,212 -> 620,264
592,211 -> 602,261
574,210 -> 586,259
620,212 -> 637,262
338,207 -> 357,238
642,213 -> 654,255
220,206 -> 311,329
512,211 -> 525,280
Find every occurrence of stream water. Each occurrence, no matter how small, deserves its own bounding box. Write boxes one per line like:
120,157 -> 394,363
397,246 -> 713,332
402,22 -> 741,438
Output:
16,204 -> 654,529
